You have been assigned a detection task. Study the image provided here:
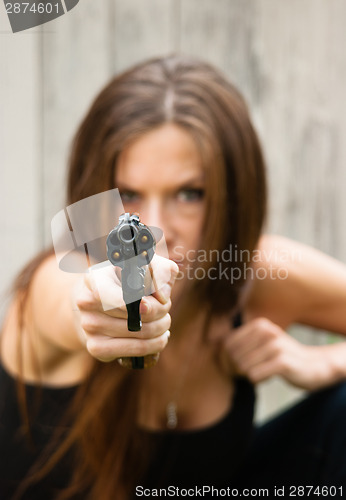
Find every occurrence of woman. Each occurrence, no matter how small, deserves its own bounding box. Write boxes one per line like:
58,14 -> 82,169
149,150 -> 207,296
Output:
1,54 -> 346,499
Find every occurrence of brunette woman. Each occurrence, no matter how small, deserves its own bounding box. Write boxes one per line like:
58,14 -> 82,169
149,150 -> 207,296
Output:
1,55 -> 346,499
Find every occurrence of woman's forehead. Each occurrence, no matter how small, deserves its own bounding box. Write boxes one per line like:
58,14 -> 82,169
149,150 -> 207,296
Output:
115,123 -> 204,187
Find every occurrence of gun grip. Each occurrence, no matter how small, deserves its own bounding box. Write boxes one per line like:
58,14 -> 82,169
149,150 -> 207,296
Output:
124,299 -> 143,369
126,300 -> 142,331
119,300 -> 160,369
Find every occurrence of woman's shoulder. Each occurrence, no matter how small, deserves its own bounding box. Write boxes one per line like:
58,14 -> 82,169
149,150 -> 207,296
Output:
0,253 -> 92,387
245,234 -> 346,333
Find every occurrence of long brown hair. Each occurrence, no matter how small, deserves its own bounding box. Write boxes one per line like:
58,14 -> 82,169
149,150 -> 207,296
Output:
9,54 -> 267,498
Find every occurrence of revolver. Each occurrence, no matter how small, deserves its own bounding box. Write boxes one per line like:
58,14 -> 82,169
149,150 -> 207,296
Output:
106,213 -> 157,369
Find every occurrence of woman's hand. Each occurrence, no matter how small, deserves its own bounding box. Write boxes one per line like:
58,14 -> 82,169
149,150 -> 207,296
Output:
219,317 -> 344,391
74,255 -> 179,362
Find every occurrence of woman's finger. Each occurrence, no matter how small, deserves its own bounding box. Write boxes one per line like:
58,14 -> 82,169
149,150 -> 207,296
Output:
235,338 -> 281,371
147,256 -> 179,304
80,310 -> 171,340
225,317 -> 282,358
85,329 -> 171,362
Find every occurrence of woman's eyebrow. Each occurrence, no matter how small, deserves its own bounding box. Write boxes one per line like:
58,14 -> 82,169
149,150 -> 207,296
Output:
116,183 -> 138,190
116,176 -> 205,191
174,177 -> 205,187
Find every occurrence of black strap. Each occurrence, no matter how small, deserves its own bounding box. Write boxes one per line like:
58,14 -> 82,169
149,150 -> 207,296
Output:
232,311 -> 242,329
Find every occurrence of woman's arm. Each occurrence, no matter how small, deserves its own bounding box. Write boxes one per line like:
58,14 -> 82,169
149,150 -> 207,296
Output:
219,235 -> 346,390
1,254 -> 177,385
247,234 -> 346,333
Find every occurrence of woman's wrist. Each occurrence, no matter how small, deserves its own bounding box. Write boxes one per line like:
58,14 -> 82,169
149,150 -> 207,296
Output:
320,342 -> 346,385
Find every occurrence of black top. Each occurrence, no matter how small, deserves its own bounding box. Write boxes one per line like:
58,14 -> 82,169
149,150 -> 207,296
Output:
0,311 -> 255,500
0,363 -> 78,499
0,365 -> 255,499
140,376 -> 255,492
141,313 -> 255,490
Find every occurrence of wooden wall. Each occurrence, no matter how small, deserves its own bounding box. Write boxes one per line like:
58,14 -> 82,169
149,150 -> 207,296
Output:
1,0 -> 346,420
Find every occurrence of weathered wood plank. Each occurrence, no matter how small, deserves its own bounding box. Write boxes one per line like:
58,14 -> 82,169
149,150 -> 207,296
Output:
180,0 -> 257,94
249,0 -> 346,420
111,0 -> 177,73
253,0 -> 346,259
42,0 -> 112,243
0,9 -> 41,316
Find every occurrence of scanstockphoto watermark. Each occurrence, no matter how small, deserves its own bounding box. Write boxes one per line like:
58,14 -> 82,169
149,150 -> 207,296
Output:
135,485 -> 271,497
3,0 -> 80,33
174,244 -> 303,283
135,485 -> 343,497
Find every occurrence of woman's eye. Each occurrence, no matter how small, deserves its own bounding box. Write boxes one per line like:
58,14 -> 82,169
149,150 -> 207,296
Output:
176,188 -> 205,202
119,191 -> 139,203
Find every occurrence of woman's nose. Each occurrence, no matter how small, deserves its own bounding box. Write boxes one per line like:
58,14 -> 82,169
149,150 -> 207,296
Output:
140,197 -> 164,229
140,198 -> 173,245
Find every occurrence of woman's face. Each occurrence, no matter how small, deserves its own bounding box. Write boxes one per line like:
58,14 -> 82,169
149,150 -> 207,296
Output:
115,123 -> 206,298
